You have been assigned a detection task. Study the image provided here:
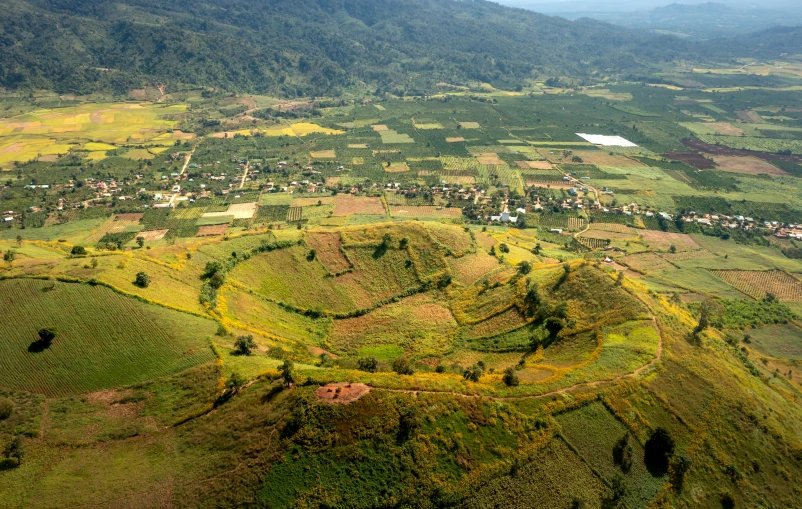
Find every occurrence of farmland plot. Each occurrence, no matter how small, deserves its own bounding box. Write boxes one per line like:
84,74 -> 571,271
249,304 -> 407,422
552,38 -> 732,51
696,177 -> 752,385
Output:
622,252 -> 676,273
306,231 -> 351,273
712,270 -> 802,301
333,195 -> 386,216
330,293 -> 457,357
711,156 -> 786,176
389,205 -> 462,219
0,279 -> 216,396
464,439 -> 610,509
557,402 -> 665,509
640,230 -> 700,251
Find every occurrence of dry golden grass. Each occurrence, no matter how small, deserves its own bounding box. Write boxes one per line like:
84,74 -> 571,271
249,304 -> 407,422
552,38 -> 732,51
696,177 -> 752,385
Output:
448,251 -> 500,286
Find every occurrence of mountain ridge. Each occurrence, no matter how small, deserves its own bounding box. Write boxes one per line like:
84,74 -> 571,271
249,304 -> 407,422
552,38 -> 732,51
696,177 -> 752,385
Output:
0,0 -> 797,96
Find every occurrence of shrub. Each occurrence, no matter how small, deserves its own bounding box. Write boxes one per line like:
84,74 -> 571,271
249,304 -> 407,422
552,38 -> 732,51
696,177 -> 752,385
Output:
670,455 -> 692,493
435,365 -> 446,374
134,272 -> 151,288
202,261 -> 224,279
233,335 -> 256,356
0,398 -> 13,420
3,436 -> 24,461
518,261 -> 532,275
502,367 -> 519,387
612,433 -> 633,473
0,457 -> 20,470
3,250 -> 15,262
209,271 -> 226,289
463,364 -> 484,382
71,245 -> 87,256
392,357 -> 414,375
358,356 -> 379,373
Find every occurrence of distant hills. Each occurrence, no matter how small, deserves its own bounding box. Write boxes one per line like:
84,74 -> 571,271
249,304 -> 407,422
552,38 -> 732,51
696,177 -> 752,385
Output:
531,1 -> 802,39
0,0 -> 798,96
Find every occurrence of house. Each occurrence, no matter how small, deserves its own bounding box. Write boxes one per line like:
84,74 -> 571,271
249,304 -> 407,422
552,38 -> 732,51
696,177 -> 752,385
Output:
516,207 -> 526,215
550,228 -> 563,234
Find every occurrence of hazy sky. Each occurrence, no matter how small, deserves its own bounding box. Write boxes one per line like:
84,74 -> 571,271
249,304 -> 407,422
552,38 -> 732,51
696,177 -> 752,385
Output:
496,0 -> 800,11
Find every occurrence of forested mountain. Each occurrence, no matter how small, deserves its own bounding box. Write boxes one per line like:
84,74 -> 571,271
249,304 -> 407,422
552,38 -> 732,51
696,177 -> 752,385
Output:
0,0 -> 796,96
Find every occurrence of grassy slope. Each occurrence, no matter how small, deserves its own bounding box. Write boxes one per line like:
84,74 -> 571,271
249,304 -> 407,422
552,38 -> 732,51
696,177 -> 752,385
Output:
0,278 -> 217,396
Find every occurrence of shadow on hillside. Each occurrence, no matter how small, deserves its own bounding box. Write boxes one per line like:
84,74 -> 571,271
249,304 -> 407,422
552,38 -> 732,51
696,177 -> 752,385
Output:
27,339 -> 53,353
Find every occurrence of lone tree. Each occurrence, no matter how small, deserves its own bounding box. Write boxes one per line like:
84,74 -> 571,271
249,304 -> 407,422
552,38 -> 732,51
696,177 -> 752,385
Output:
136,236 -> 145,248
3,250 -> 15,262
280,360 -> 295,388
523,285 -> 541,318
71,245 -> 87,256
134,272 -> 151,288
518,260 -> 532,275
358,356 -> 379,373
233,335 -> 256,356
38,327 -> 58,343
502,367 -> 520,387
693,300 -> 721,338
644,427 -> 675,474
392,357 -> 414,375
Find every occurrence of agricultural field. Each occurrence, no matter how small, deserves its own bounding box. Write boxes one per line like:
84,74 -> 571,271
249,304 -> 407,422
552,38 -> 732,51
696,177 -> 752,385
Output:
712,269 -> 802,301
4,71 -> 802,508
0,279 -> 216,396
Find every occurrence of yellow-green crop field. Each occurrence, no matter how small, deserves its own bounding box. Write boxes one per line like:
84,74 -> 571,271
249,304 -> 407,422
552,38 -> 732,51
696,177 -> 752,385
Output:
0,103 -> 191,168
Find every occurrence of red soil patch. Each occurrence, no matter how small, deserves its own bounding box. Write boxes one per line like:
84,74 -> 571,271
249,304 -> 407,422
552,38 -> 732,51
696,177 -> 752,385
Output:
315,382 -> 370,405
664,151 -> 716,169
307,345 -> 338,358
138,229 -> 168,241
640,231 -> 700,251
114,213 -> 144,222
682,139 -> 802,164
516,160 -> 553,170
446,137 -> 466,143
477,154 -> 505,165
711,156 -> 786,176
333,195 -> 386,216
197,224 -> 229,237
307,231 -> 351,273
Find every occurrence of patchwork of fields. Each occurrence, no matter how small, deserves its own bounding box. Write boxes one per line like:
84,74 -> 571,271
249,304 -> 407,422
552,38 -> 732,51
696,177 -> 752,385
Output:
3,75 -> 802,508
